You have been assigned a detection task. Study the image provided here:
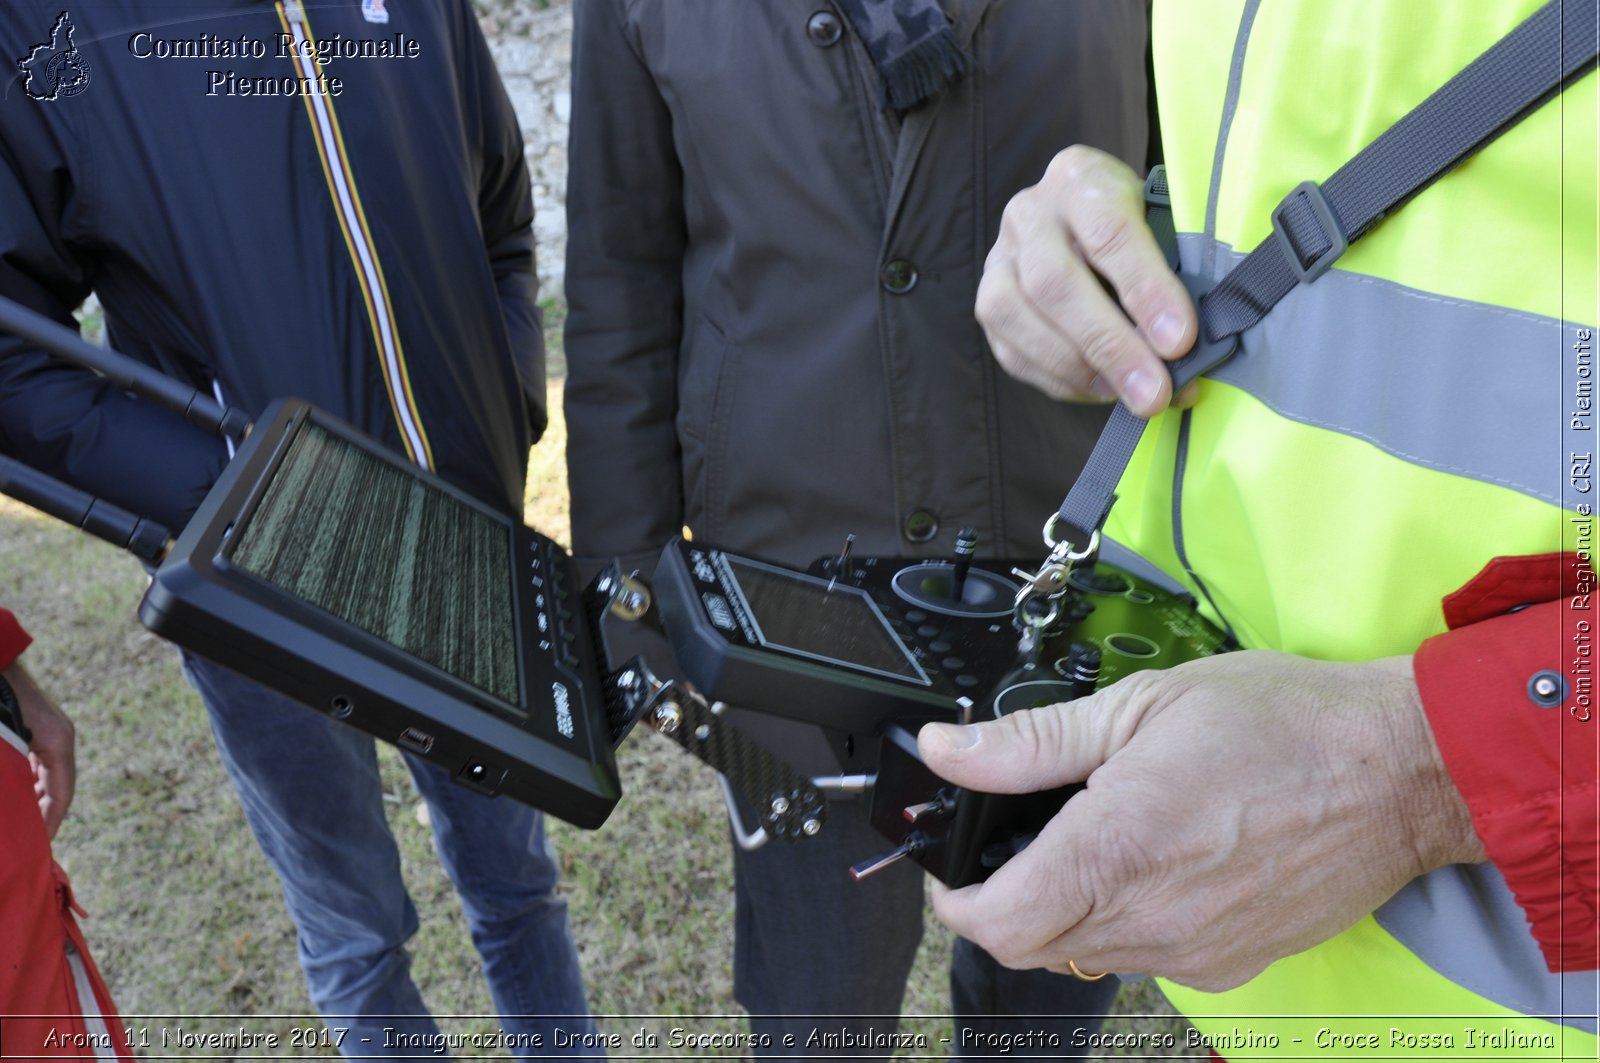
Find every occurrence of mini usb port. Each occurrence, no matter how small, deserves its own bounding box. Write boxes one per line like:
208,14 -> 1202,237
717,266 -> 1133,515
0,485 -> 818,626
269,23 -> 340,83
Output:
397,726 -> 435,755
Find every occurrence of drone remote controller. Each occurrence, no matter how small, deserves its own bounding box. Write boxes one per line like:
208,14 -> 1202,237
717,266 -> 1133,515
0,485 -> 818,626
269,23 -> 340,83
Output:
641,536 -> 1229,886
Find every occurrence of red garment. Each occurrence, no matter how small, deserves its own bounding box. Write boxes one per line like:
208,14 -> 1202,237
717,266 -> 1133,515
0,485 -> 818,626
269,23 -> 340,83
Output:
0,608 -> 30,670
1414,552 -> 1600,972
0,740 -> 131,1061
0,610 -> 131,1060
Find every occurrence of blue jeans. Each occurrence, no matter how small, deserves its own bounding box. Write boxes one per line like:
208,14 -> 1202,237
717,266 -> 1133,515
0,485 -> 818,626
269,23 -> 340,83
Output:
732,795 -> 1118,1061
182,656 -> 600,1060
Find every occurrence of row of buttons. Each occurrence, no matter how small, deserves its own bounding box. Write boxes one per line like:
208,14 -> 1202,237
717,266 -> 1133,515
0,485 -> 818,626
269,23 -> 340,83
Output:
530,541 -> 581,670
881,605 -> 984,690
876,584 -> 1103,692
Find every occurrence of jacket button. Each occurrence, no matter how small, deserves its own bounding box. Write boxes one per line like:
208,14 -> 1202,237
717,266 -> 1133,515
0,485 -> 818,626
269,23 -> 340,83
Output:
903,510 -> 939,543
881,259 -> 918,294
807,10 -> 843,47
1528,670 -> 1566,707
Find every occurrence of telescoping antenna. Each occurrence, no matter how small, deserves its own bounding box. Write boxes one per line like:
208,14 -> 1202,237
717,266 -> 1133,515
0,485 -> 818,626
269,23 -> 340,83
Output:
0,296 -> 251,440
0,294 -> 254,562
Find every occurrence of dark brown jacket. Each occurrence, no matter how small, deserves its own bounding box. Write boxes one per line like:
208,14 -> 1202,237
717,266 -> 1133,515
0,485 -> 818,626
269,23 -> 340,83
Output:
564,0 -> 1148,574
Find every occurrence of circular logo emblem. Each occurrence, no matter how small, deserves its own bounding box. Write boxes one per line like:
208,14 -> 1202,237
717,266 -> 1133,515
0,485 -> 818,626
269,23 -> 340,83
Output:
46,50 -> 90,98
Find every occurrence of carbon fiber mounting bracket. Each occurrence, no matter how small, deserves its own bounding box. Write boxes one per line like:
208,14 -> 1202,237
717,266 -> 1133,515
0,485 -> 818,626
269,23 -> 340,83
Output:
610,661 -> 827,842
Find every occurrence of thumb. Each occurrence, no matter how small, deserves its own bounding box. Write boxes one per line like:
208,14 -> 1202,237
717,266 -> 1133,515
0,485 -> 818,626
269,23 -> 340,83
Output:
917,681 -> 1149,794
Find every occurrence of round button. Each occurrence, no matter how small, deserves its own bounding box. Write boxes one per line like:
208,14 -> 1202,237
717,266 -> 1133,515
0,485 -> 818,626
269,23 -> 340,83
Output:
942,656 -> 966,671
903,509 -> 939,542
928,639 -> 952,655
955,674 -> 981,688
903,609 -> 928,624
1105,633 -> 1161,659
916,625 -> 940,639
806,10 -> 843,47
881,259 -> 919,294
1528,669 -> 1567,708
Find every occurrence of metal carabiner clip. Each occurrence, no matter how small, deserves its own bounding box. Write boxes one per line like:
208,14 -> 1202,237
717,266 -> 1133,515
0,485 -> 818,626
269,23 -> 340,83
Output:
1041,513 -> 1100,566
1010,517 -> 1100,633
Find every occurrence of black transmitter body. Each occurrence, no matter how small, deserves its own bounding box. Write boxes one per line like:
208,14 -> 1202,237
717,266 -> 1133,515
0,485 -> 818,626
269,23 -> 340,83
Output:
649,538 -> 1229,886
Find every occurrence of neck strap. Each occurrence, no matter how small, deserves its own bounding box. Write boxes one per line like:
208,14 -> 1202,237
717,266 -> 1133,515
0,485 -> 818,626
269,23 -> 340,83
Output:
1049,0 -> 1599,555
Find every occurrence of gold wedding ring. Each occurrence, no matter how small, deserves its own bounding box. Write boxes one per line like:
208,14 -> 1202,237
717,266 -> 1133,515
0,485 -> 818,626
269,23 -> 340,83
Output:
1066,959 -> 1108,982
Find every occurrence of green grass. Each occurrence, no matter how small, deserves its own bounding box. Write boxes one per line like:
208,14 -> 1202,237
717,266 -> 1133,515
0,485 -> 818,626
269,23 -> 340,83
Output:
0,307 -> 1198,1058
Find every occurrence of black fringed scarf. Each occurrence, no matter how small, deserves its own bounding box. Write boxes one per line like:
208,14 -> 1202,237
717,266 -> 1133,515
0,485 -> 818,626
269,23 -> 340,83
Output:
833,0 -> 971,112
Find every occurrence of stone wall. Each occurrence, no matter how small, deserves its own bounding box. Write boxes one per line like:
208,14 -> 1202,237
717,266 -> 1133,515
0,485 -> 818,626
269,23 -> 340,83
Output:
482,1 -> 574,297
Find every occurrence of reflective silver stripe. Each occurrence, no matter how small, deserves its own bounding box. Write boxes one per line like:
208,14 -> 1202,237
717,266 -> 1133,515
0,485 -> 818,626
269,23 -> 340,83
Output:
1174,0 -> 1591,1036
1378,865 -> 1599,1035
64,941 -> 121,1061
1180,234 -> 1587,510
1201,0 -> 1261,277
0,718 -> 27,757
280,2 -> 431,471
211,379 -> 235,460
1175,228 -> 1594,1028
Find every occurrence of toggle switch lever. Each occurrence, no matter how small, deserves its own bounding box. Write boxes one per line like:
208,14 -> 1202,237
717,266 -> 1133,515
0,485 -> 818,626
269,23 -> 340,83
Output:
849,833 -> 926,880
902,790 -> 956,824
826,533 -> 857,592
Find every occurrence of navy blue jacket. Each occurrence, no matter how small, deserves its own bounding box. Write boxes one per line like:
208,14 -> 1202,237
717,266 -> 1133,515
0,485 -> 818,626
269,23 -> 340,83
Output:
0,0 -> 540,531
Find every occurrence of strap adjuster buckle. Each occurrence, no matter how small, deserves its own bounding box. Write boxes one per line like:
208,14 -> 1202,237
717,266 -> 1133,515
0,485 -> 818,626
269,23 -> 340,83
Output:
1270,180 -> 1347,283
1142,164 -> 1171,208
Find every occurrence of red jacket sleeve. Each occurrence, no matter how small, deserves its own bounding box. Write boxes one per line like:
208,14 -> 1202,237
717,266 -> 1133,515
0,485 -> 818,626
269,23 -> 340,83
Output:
1413,552 -> 1599,972
0,609 -> 29,671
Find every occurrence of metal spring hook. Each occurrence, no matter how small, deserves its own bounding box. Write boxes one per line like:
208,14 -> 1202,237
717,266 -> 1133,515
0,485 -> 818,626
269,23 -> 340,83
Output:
1010,517 -> 1100,634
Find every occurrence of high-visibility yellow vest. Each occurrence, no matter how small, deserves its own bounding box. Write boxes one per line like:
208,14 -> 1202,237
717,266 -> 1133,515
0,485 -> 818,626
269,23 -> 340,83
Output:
1112,1 -> 1598,1055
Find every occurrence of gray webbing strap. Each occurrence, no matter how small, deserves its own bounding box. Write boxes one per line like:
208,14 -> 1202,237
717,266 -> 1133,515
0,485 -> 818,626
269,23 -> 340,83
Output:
1143,165 -> 1180,270
1052,0 -> 1599,550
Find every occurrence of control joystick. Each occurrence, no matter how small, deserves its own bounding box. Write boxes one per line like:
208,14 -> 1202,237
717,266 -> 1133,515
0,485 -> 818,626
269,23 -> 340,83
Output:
890,529 -> 1021,619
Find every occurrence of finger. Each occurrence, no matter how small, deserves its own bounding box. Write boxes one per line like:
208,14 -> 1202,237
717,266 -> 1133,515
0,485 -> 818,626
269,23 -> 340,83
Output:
1000,193 -> 1172,415
31,751 -> 71,837
988,336 -> 1105,403
917,695 -> 1120,795
35,784 -> 62,840
976,263 -> 1104,402
979,216 -> 1107,403
930,800 -> 1099,966
1018,149 -> 1195,416
1013,229 -> 1167,414
931,864 -> 1080,964
49,774 -> 71,833
1044,148 -> 1198,363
